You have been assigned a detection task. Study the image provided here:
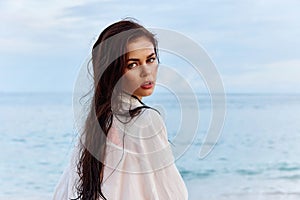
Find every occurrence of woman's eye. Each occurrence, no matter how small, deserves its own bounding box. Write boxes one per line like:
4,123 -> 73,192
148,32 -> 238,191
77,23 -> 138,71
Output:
147,57 -> 156,63
127,63 -> 138,69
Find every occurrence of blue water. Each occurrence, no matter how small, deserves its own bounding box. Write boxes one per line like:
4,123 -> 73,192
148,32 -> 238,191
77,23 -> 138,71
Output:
1,92 -> 300,199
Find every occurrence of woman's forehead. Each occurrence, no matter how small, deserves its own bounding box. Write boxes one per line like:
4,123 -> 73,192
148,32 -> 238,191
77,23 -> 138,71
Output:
126,37 -> 154,53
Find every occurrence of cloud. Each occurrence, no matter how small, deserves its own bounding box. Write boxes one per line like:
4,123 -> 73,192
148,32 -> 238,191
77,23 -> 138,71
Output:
1,0 -> 300,93
0,0 -> 98,54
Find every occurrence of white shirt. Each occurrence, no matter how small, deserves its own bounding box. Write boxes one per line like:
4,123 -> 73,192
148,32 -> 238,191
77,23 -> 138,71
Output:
53,94 -> 188,200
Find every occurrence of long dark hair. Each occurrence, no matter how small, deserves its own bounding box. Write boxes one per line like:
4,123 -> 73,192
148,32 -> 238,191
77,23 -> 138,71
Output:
74,20 -> 158,200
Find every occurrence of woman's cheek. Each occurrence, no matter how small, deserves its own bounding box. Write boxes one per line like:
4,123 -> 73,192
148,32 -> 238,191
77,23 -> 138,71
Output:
122,71 -> 140,92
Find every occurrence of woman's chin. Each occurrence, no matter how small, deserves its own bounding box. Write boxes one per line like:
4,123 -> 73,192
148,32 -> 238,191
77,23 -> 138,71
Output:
133,89 -> 155,99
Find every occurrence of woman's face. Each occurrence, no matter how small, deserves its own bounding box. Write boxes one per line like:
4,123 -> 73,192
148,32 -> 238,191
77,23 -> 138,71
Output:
122,36 -> 158,100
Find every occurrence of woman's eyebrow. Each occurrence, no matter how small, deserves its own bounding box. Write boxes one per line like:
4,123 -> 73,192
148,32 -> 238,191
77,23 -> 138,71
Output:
147,53 -> 155,58
127,58 -> 140,62
127,53 -> 156,62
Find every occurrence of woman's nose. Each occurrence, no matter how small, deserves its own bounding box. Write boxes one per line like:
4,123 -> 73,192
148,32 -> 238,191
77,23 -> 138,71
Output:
140,64 -> 152,77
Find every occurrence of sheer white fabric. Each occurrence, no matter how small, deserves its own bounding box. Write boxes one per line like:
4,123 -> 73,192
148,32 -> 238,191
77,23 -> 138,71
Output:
53,94 -> 188,200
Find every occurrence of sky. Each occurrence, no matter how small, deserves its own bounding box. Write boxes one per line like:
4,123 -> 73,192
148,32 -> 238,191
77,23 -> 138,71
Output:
0,0 -> 300,93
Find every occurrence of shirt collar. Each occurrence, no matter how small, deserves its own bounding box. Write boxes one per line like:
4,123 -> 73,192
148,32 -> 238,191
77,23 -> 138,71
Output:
112,92 -> 144,115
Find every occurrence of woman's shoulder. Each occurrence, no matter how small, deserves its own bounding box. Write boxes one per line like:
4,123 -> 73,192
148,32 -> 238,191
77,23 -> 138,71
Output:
136,107 -> 164,125
112,106 -> 166,138
131,107 -> 166,136
140,106 -> 160,118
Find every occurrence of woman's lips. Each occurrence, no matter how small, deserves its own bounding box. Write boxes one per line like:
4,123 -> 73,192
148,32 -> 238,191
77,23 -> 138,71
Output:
140,81 -> 154,89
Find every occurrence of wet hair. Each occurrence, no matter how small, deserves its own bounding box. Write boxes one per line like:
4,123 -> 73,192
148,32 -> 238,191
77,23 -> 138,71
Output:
73,19 -> 158,200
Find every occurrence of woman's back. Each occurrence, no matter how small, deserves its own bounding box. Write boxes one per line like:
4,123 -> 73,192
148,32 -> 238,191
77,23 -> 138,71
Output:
102,95 -> 188,199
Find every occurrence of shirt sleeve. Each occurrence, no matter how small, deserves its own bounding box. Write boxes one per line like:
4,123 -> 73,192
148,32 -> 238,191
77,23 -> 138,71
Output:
104,108 -> 175,174
102,108 -> 189,199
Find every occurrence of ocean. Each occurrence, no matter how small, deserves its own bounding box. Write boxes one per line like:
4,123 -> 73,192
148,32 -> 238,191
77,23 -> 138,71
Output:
0,92 -> 299,199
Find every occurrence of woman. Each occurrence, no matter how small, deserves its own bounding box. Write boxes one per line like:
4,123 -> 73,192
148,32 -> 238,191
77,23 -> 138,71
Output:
53,19 -> 188,200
